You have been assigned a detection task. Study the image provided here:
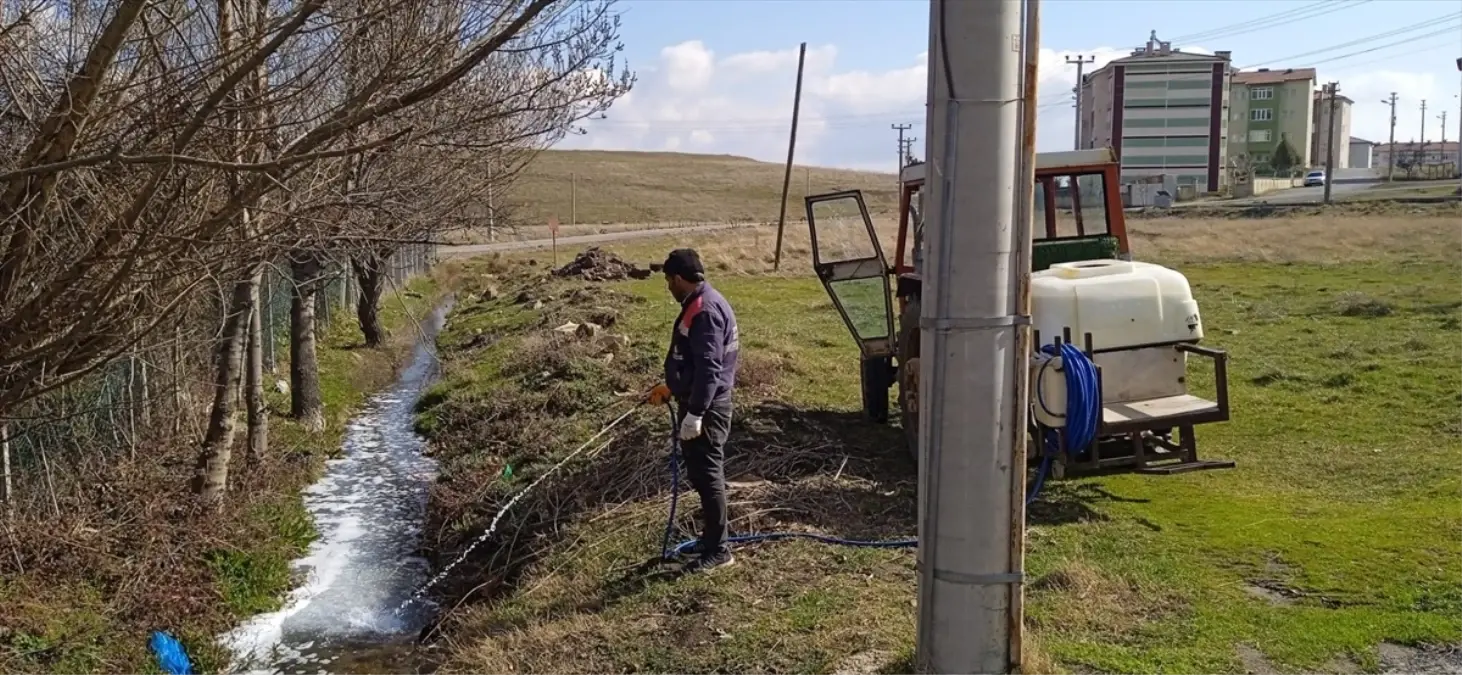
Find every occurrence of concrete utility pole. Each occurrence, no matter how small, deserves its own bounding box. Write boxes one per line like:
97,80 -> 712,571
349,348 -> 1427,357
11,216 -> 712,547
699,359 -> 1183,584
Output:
1323,82 -> 1339,204
1455,57 -> 1461,191
916,0 -> 1033,671
1066,54 -> 1095,149
893,122 -> 914,190
1439,109 -> 1449,145
1419,99 -> 1428,159
1382,92 -> 1398,182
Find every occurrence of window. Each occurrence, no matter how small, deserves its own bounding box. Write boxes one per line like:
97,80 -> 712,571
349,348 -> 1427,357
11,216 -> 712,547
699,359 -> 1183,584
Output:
1251,87 -> 1274,100
1250,108 -> 1273,122
1041,173 -> 1109,239
1248,129 -> 1272,143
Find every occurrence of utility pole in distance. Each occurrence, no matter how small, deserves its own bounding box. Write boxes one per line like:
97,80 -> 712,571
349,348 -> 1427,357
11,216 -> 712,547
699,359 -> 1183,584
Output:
893,122 -> 914,190
1323,82 -> 1339,204
1439,109 -> 1448,145
917,0 -> 1030,671
1382,92 -> 1397,182
1066,54 -> 1095,149
1419,99 -> 1428,161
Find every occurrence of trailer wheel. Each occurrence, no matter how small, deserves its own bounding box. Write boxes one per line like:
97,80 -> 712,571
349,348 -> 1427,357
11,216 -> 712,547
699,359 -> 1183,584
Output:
897,297 -> 921,465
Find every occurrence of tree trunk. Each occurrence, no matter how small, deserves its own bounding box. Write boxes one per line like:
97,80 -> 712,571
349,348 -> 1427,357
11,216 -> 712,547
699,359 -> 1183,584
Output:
136,352 -> 151,430
172,325 -> 185,437
1,422 -> 12,517
246,270 -> 268,461
290,252 -> 326,431
353,250 -> 389,348
192,272 -> 257,502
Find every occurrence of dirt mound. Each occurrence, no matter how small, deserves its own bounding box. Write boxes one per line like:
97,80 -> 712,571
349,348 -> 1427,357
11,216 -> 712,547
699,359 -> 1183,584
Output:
553,247 -> 653,281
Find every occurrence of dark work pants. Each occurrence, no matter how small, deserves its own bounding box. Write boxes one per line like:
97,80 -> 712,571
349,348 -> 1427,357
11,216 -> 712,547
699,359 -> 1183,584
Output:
679,398 -> 733,557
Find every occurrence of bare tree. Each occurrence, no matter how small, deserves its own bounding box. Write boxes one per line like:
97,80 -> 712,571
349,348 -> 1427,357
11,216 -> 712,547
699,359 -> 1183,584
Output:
1,0 -> 632,505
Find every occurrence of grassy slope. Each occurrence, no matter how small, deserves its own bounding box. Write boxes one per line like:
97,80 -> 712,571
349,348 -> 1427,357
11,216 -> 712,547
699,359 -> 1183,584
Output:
503,150 -> 899,225
0,279 -> 441,674
417,214 -> 1460,674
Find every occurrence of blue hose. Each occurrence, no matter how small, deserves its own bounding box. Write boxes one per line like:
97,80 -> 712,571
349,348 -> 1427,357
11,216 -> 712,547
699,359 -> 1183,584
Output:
1027,342 -> 1102,505
149,631 -> 193,675
659,402 -> 916,560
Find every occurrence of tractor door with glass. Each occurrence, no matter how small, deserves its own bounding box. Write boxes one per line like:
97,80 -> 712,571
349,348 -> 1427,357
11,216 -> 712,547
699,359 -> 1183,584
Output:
803,190 -> 897,424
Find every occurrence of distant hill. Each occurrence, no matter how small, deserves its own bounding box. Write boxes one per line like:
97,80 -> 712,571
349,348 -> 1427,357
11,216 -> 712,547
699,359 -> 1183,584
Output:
501,150 -> 899,225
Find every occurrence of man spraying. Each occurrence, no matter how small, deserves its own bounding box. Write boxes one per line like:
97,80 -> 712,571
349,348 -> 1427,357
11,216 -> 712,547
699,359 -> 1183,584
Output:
648,248 -> 740,573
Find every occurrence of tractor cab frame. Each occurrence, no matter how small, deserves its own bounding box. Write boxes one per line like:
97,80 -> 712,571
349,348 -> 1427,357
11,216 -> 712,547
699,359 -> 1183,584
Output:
805,148 -> 1234,477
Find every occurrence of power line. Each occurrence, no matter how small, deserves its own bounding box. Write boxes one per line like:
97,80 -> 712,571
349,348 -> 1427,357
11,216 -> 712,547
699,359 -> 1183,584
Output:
1035,11 -> 1456,106
580,15 -> 1458,132
1032,12 -> 1459,106
1168,0 -> 1372,45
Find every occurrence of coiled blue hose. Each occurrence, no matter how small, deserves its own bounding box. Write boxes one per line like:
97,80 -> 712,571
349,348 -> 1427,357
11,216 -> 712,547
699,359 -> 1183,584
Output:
1028,342 -> 1102,505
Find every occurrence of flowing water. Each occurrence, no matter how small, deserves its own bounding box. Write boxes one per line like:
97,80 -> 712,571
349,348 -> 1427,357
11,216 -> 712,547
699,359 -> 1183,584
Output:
220,302 -> 452,675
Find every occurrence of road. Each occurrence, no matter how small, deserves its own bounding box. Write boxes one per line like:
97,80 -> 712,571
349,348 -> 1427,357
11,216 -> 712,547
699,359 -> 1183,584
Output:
1189,177 -> 1458,207
439,221 -> 765,258
1223,182 -> 1371,205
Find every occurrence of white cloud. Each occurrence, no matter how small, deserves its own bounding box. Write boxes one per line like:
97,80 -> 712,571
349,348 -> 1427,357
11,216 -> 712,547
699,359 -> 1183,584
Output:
661,41 -> 716,92
560,39 -> 1449,170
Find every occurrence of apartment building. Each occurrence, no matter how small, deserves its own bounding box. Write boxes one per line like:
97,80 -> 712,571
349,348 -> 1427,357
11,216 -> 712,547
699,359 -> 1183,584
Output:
1080,33 -> 1232,192
1228,68 -> 1315,171
1311,88 -> 1354,169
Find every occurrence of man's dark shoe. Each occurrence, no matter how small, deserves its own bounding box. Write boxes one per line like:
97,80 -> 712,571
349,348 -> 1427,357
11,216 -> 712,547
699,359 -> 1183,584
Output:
681,551 -> 735,574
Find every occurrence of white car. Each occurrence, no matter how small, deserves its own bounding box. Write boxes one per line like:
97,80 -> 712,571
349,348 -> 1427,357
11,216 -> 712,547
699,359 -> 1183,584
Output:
1303,170 -> 1326,187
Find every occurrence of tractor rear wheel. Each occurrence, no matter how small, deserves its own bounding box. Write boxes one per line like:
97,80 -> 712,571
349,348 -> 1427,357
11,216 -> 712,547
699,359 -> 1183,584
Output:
897,297 -> 921,465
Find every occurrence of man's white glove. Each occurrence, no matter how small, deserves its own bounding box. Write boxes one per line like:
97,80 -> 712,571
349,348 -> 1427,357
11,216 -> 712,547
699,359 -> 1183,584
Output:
679,413 -> 703,441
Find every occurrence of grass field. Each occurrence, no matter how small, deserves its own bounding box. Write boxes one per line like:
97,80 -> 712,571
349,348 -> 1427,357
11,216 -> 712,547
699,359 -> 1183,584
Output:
475,150 -> 898,233
415,209 -> 1460,674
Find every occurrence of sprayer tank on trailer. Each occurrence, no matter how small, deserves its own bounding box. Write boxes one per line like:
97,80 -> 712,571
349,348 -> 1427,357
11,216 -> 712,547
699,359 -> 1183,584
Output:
803,147 -> 1234,479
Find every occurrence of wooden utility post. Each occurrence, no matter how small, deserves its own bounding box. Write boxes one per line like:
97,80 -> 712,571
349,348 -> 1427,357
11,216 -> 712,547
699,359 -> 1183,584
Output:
772,42 -> 808,272
1323,82 -> 1339,204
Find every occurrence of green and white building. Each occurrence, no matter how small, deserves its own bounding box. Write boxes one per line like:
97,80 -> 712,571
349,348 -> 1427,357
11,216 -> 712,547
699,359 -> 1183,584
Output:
1079,33 -> 1232,192
1226,68 -> 1317,173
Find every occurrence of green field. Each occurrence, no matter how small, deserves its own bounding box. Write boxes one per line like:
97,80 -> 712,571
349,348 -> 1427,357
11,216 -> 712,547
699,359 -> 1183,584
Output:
500,149 -> 899,226
415,214 -> 1461,674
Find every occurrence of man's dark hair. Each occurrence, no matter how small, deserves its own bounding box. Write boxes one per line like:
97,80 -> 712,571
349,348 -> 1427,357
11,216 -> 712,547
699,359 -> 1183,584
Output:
663,248 -> 705,282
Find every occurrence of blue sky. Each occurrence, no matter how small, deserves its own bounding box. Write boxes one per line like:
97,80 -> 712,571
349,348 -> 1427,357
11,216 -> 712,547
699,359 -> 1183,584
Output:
560,0 -> 1462,170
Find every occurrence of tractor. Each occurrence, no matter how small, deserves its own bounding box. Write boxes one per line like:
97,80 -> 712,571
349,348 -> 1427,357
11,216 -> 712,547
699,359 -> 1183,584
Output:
804,147 -> 1235,479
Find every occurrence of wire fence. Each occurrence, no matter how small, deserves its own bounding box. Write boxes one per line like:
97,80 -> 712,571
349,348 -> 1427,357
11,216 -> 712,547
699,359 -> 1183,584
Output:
1,243 -> 439,510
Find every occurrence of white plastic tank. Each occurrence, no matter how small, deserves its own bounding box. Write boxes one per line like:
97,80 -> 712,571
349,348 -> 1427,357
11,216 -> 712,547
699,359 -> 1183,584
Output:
1030,259 -> 1203,352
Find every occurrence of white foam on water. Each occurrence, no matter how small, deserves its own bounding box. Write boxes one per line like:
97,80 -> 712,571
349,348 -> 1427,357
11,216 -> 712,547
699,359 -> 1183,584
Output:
220,303 -> 452,674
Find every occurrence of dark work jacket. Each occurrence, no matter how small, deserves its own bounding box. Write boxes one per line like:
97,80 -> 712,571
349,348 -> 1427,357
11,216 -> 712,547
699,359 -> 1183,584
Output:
664,282 -> 739,416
